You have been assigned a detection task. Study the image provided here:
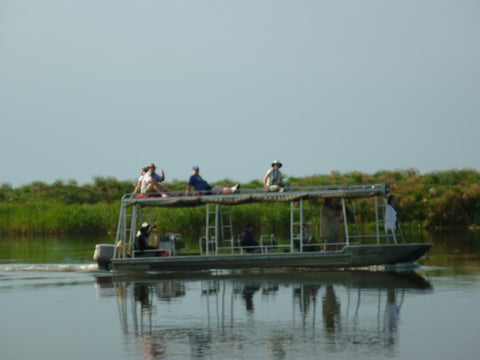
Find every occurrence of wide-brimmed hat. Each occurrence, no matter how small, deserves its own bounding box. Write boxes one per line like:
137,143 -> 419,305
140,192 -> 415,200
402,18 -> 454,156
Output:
271,160 -> 282,168
148,163 -> 156,168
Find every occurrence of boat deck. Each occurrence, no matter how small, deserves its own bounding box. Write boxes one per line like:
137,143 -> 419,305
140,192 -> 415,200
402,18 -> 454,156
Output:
122,183 -> 390,208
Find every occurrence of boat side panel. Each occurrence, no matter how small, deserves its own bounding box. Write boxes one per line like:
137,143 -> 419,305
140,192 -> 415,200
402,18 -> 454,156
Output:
111,243 -> 432,272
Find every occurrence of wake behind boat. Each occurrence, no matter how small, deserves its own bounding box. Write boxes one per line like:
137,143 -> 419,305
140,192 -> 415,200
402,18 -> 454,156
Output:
94,183 -> 432,272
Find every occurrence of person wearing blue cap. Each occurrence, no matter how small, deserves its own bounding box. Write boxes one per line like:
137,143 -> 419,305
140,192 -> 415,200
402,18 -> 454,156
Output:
186,166 -> 240,195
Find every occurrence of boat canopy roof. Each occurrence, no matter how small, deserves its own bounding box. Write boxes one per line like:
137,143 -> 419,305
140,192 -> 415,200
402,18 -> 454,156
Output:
122,183 -> 390,208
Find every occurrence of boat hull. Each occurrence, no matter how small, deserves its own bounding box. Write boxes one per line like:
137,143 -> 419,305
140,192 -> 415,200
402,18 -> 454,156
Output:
110,243 -> 432,272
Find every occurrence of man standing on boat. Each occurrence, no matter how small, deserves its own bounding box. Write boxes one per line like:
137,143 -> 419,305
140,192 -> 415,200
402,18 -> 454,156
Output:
384,195 -> 398,243
320,198 -> 341,251
186,166 -> 239,195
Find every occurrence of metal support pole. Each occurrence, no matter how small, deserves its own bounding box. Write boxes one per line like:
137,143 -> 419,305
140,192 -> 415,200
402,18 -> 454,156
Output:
342,199 -> 349,246
300,198 -> 304,252
130,205 -> 137,257
290,201 -> 294,252
350,199 -> 359,237
205,204 -> 210,255
375,196 -> 380,244
215,204 -> 220,255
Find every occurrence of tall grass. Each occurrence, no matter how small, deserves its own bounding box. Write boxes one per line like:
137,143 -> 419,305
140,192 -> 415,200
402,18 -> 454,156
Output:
1,169 -> 480,236
0,202 -> 119,236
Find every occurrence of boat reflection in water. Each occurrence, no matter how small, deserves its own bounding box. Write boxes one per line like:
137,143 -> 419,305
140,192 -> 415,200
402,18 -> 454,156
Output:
95,270 -> 432,359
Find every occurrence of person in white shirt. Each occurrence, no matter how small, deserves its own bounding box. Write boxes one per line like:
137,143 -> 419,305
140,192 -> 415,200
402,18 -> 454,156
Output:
385,194 -> 398,236
141,163 -> 169,197
132,166 -> 149,195
263,160 -> 290,192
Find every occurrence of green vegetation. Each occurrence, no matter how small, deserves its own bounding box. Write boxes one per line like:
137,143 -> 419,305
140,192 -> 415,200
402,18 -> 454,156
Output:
1,169 -> 480,236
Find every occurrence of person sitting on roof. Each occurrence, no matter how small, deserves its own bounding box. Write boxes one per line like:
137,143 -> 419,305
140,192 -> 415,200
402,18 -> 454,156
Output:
135,222 -> 159,256
141,163 -> 170,197
186,166 -> 240,195
239,223 -> 260,253
263,160 -> 290,192
132,166 -> 149,195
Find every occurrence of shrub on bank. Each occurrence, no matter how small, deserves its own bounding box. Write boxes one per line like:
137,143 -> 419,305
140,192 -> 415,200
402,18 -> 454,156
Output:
1,169 -> 480,235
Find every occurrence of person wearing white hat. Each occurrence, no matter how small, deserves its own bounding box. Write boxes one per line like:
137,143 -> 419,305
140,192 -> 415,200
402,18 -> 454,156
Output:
134,222 -> 158,256
141,163 -> 169,197
263,160 -> 289,192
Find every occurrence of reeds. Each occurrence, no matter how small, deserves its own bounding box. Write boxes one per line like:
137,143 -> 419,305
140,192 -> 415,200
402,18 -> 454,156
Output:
1,169 -> 480,235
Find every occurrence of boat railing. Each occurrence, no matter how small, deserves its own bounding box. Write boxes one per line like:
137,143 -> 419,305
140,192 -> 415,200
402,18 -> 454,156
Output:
344,230 -> 404,245
113,182 -> 398,261
198,233 -> 354,255
200,234 -> 284,255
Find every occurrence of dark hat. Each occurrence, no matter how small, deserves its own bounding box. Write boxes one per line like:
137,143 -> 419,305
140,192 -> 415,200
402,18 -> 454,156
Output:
192,166 -> 199,171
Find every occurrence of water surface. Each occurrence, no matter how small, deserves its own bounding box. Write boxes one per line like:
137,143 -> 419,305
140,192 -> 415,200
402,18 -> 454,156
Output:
0,232 -> 479,360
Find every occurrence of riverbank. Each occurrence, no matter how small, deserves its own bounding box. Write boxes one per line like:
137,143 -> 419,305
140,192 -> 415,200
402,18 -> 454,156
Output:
1,169 -> 479,235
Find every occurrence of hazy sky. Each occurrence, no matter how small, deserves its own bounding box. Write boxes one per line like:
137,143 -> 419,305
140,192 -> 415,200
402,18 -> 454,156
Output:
1,0 -> 479,188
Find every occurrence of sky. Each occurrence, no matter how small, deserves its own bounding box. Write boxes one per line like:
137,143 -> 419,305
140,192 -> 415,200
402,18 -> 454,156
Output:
1,0 -> 479,188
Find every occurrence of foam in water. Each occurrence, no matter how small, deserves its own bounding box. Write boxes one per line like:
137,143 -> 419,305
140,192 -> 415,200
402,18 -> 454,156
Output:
0,263 -> 100,272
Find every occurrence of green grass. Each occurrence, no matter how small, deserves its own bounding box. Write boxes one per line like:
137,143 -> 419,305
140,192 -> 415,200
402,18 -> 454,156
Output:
1,169 -> 480,236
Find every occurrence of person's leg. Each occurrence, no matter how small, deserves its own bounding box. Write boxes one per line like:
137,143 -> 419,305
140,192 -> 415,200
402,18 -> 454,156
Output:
141,183 -> 152,194
386,229 -> 395,244
211,185 -> 234,194
324,236 -> 334,251
151,180 -> 169,197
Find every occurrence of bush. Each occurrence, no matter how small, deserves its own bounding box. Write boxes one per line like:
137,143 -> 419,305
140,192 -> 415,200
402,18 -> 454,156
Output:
1,169 -> 480,235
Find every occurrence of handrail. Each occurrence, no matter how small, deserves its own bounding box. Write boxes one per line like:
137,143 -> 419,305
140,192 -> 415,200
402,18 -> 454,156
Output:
113,182 -> 396,261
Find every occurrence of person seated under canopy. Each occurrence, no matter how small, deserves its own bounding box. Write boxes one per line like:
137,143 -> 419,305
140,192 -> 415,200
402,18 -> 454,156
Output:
134,222 -> 158,256
239,223 -> 260,253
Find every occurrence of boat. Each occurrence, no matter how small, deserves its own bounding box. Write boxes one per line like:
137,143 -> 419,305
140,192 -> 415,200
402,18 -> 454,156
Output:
94,182 -> 432,272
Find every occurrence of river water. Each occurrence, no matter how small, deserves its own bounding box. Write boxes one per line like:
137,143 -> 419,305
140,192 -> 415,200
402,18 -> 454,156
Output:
1,232 -> 479,360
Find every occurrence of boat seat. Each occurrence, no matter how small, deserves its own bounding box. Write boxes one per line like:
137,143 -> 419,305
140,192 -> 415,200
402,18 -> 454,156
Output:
135,194 -> 162,198
158,233 -> 185,256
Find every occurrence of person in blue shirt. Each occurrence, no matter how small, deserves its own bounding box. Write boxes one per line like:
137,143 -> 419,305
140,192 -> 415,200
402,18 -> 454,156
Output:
186,166 -> 239,195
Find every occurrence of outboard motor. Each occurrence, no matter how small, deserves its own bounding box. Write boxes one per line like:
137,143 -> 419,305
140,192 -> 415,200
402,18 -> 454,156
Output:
93,244 -> 115,270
